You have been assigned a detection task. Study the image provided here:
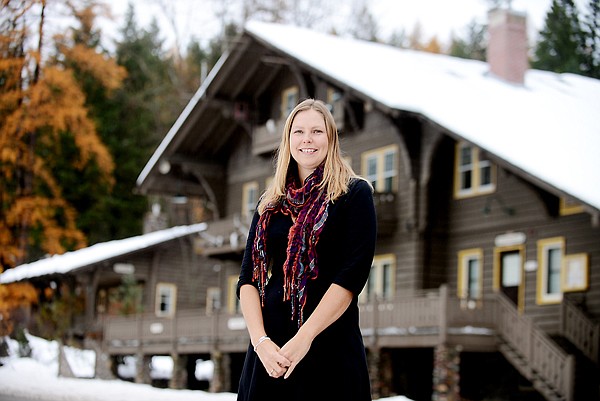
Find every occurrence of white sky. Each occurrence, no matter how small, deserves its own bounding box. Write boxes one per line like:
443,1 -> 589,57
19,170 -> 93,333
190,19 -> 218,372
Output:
0,332 -> 413,401
100,0 -> 591,52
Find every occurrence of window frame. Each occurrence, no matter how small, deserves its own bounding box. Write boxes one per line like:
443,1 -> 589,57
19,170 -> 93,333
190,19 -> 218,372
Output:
454,142 -> 496,199
241,181 -> 259,220
536,237 -> 565,305
227,275 -> 241,315
361,145 -> 399,193
360,254 -> 396,303
559,197 -> 585,216
155,283 -> 177,317
281,86 -> 299,118
457,248 -> 483,302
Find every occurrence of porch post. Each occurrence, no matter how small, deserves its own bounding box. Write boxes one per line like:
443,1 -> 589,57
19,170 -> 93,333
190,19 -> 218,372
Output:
432,344 -> 462,401
170,352 -> 187,389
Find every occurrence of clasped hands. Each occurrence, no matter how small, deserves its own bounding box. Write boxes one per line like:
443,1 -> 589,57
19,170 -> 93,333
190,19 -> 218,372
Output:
254,334 -> 311,379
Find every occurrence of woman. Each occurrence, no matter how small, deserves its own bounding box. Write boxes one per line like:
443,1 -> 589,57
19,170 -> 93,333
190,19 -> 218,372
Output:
237,98 -> 377,401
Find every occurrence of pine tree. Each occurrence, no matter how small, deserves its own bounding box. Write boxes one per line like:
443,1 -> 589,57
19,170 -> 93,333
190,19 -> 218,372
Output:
580,0 -> 600,78
532,0 -> 584,74
50,1 -> 130,244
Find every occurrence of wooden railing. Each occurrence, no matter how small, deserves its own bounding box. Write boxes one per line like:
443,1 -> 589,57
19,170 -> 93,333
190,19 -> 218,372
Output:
495,295 -> 575,401
561,296 -> 600,363
252,119 -> 284,156
102,287 -> 585,401
194,215 -> 250,256
104,309 -> 249,354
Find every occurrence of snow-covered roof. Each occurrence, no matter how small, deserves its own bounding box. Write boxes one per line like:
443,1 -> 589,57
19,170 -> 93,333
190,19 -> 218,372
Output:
245,21 -> 600,212
0,223 -> 207,284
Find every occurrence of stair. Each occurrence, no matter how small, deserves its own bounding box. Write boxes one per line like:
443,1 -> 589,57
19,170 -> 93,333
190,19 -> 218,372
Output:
551,335 -> 600,401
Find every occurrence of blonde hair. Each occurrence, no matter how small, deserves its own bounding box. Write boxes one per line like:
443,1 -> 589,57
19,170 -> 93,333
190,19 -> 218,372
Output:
258,98 -> 363,214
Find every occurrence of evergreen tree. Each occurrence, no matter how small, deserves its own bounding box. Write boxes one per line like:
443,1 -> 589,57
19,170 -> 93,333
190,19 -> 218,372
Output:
51,0 -> 132,245
532,0 -> 584,74
89,6 -> 186,241
580,0 -> 600,78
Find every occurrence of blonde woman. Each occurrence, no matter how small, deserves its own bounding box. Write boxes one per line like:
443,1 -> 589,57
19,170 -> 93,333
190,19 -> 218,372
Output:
237,98 -> 376,400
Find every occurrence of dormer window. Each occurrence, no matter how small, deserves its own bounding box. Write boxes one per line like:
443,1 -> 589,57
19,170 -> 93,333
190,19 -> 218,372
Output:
560,197 -> 584,216
327,87 -> 344,130
361,145 -> 398,193
281,86 -> 299,118
242,181 -> 259,221
454,142 -> 496,198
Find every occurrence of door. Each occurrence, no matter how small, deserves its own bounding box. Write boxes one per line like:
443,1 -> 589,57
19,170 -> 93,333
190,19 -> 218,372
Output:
494,246 -> 524,310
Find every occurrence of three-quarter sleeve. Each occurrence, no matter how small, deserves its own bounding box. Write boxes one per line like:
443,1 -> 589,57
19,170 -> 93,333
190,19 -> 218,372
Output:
236,210 -> 260,298
331,179 -> 377,296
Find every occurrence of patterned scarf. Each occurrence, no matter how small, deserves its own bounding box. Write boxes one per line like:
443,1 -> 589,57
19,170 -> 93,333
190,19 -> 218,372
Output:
252,165 -> 329,326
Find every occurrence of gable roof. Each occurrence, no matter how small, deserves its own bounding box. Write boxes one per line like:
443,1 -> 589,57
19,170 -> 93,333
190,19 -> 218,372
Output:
137,21 -> 600,213
244,21 -> 600,213
0,223 -> 207,284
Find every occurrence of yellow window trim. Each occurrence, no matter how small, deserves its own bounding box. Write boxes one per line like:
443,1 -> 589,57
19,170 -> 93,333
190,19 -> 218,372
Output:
360,253 -> 396,303
361,144 -> 399,192
281,86 -> 299,117
453,142 -> 497,199
155,282 -> 177,317
536,237 -> 565,305
559,198 -> 585,216
227,275 -> 240,314
457,248 -> 483,300
242,181 -> 259,219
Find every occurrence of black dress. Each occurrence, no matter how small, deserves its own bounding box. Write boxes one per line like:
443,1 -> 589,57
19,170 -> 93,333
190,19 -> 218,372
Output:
236,179 -> 377,401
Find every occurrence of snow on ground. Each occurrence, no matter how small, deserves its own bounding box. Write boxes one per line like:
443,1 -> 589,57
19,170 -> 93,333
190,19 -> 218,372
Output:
0,332 -> 412,401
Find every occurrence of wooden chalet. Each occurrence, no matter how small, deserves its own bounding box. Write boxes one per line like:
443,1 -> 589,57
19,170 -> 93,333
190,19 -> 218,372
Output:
3,8 -> 599,401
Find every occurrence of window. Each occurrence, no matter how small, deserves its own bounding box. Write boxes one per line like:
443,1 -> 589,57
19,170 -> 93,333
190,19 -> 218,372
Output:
560,197 -> 584,216
454,142 -> 496,198
361,145 -> 398,192
281,86 -> 299,117
227,275 -> 242,314
242,181 -> 259,220
206,287 -> 221,315
537,237 -> 564,305
457,249 -> 483,304
326,87 -> 344,129
360,254 -> 395,303
155,283 -> 177,317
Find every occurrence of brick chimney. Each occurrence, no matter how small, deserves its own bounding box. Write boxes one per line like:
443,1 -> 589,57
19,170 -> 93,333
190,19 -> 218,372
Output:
487,8 -> 528,85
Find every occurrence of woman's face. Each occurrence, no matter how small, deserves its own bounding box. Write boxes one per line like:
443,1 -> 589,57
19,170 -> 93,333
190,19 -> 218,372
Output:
289,108 -> 329,182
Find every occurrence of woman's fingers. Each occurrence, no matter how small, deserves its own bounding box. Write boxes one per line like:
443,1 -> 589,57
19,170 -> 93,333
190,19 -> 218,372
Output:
283,361 -> 296,379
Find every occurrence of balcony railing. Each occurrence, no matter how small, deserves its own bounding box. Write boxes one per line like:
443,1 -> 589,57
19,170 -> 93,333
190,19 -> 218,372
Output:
252,119 -> 284,156
194,214 -> 250,256
103,285 -> 498,355
373,191 -> 397,237
102,287 -> 585,401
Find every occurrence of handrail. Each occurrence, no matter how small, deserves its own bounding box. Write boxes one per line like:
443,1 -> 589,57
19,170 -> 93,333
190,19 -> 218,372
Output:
561,296 -> 600,363
495,294 -> 575,401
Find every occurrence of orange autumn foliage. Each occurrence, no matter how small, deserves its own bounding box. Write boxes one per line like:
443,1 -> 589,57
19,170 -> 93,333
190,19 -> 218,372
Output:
0,0 -> 124,269
0,281 -> 38,336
